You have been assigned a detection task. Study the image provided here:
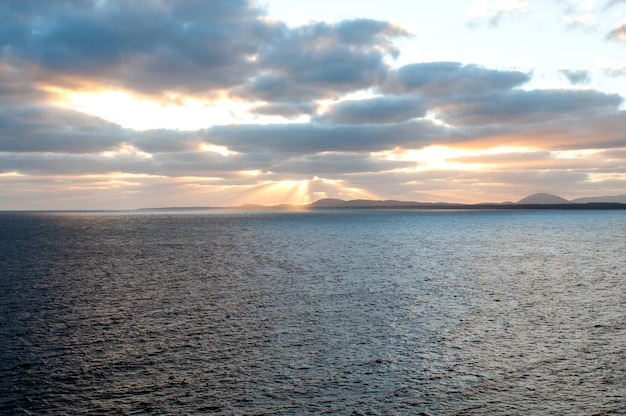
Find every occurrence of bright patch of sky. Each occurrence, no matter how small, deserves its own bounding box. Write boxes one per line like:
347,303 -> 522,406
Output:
43,0 -> 626,129
1,0 -> 625,209
64,0 -> 626,129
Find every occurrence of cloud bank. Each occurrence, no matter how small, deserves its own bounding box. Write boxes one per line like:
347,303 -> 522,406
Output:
0,0 -> 625,209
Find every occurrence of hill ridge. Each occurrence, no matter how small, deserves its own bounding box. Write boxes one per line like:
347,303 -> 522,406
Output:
140,193 -> 626,210
516,193 -> 570,204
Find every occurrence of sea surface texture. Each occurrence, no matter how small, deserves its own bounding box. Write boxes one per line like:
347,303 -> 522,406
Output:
1,209 -> 624,415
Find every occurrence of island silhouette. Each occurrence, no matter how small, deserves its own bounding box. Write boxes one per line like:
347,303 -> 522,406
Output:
144,193 -> 626,211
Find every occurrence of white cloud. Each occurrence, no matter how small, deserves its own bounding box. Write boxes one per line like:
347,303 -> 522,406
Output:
466,0 -> 530,25
563,12 -> 596,27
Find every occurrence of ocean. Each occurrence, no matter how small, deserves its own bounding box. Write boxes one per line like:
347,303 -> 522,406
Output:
1,209 -> 624,415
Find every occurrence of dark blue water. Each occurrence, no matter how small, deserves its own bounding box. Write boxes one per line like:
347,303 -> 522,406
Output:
1,209 -> 624,414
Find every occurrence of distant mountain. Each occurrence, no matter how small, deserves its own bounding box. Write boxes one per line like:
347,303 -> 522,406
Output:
516,193 -> 570,204
306,196 -> 625,210
308,198 -> 454,209
570,194 -> 626,204
142,194 -> 626,211
309,198 -> 345,208
514,193 -> 626,204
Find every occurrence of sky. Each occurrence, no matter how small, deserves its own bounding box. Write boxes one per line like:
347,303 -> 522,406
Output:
1,0 -> 625,209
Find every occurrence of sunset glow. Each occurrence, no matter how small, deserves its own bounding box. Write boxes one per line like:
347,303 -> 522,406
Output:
61,90 -> 261,131
1,0 -> 625,209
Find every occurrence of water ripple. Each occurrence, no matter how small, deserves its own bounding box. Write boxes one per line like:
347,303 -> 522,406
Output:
1,210 -> 624,414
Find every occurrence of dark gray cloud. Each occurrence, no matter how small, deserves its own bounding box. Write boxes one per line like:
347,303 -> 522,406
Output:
3,99 -> 623,179
321,96 -> 427,124
235,19 -> 407,103
460,110 -> 626,151
0,0 -> 277,96
199,120 -> 460,156
0,146 -> 410,179
554,111 -> 626,150
388,62 -> 530,96
257,19 -> 406,80
0,150 -> 264,177
558,69 -> 591,85
146,151 -> 270,177
0,153 -> 114,176
251,102 -> 318,118
234,74 -> 314,103
131,130 -> 202,154
0,61 -> 54,104
0,105 -> 127,153
439,89 -> 623,125
0,0 -> 406,102
271,152 -> 413,175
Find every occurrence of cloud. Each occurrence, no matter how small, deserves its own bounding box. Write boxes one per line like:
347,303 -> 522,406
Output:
270,152 -> 414,175
449,150 -> 626,170
558,69 -> 591,85
607,21 -> 626,42
450,150 -> 553,165
557,0 -> 600,30
1,0 -> 626,208
466,0 -> 529,26
459,110 -> 626,150
321,96 -> 427,124
234,19 -> 408,103
0,141 -> 412,179
3,80 -> 623,182
0,0 -> 408,105
439,89 -> 623,126
0,61 -> 55,104
389,62 -> 530,97
333,167 -> 596,203
251,102 -> 318,118
602,59 -> 626,77
197,120 -> 460,156
605,0 -> 626,9
0,105 -> 127,153
563,13 -> 596,29
129,129 -> 204,154
0,148 -> 264,178
604,67 -> 626,77
599,148 -> 626,159
0,0 -> 280,97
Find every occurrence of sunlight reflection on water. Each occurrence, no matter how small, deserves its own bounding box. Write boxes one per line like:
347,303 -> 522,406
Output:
1,210 -> 624,414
